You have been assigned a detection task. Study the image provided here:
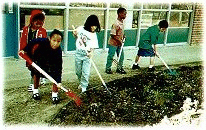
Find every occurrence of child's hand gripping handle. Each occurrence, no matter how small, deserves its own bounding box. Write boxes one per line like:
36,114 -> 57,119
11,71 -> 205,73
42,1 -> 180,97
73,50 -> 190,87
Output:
19,51 -> 33,65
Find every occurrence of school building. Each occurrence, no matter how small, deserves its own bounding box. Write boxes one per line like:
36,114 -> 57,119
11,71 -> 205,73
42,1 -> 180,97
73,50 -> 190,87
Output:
2,2 -> 204,58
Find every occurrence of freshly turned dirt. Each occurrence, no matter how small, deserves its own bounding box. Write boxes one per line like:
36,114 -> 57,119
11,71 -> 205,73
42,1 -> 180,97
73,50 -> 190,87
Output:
50,65 -> 203,126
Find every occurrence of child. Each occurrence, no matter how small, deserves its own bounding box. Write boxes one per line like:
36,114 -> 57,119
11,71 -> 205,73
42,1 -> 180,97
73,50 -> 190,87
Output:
73,15 -> 100,92
105,7 -> 127,74
132,20 -> 168,71
19,9 -> 47,92
21,29 -> 63,104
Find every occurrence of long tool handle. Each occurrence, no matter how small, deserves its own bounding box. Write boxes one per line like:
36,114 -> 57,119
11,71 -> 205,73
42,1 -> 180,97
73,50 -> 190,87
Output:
117,38 -> 125,63
90,59 -> 111,95
155,52 -> 172,72
19,52 -> 82,106
19,52 -> 67,91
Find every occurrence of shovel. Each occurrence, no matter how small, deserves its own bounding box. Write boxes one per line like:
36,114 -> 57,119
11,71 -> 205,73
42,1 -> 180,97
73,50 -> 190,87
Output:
19,51 -> 82,106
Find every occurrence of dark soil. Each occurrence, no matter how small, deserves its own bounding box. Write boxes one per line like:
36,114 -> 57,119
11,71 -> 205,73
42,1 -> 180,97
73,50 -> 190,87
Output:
49,65 -> 204,126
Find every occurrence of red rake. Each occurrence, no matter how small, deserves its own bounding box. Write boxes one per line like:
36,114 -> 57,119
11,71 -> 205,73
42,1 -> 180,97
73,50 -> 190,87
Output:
19,52 -> 82,106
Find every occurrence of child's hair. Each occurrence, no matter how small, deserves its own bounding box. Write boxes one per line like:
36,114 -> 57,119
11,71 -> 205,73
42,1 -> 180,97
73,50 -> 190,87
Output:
84,15 -> 101,32
32,13 -> 45,22
117,7 -> 127,14
158,20 -> 168,28
50,29 -> 63,40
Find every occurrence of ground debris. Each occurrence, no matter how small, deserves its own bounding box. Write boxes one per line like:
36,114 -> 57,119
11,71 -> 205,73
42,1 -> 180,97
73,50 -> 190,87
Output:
50,65 -> 203,126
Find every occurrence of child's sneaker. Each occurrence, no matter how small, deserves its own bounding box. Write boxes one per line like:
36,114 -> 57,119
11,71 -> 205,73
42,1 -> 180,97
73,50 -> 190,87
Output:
82,87 -> 87,93
78,85 -> 87,93
28,84 -> 34,92
52,92 -> 60,104
78,85 -> 82,90
105,69 -> 113,74
132,64 -> 140,70
148,67 -> 155,72
32,89 -> 40,100
116,68 -> 126,74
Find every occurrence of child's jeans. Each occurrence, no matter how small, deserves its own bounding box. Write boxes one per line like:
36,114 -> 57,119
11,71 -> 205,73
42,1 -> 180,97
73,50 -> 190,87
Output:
106,44 -> 124,70
75,49 -> 91,91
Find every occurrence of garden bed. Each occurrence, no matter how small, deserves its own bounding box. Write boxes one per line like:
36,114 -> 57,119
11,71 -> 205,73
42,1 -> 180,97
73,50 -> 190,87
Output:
50,64 -> 204,126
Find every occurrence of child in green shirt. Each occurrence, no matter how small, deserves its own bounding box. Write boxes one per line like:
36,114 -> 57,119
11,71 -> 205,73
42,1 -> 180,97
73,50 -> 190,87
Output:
132,20 -> 168,71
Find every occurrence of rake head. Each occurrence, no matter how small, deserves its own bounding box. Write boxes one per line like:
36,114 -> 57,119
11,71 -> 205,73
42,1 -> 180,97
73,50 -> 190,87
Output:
168,69 -> 178,76
66,90 -> 82,107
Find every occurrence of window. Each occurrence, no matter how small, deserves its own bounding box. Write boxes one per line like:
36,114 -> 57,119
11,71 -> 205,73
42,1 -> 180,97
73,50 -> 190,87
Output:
20,8 -> 64,30
133,3 -> 142,9
20,2 -> 65,6
69,2 -> 106,8
170,12 -> 190,27
141,11 -> 167,28
110,3 -> 127,8
69,9 -> 105,30
143,3 -> 169,9
132,11 -> 140,28
108,10 -> 117,29
171,3 -> 193,10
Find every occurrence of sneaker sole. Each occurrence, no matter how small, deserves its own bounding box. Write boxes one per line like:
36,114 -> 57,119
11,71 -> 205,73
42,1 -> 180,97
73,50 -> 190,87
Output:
28,88 -> 33,92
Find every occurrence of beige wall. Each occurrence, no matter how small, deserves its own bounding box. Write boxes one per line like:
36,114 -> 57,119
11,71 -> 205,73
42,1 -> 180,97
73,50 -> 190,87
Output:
68,9 -> 105,30
25,15 -> 64,30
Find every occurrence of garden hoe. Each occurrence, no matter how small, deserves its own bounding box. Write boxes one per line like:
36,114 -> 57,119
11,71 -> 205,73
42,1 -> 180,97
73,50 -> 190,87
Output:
19,51 -> 82,106
155,52 -> 177,76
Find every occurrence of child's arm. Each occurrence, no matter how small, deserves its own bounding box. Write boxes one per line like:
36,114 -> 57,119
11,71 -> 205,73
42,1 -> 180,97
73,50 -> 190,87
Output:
73,29 -> 78,38
23,39 -> 39,53
87,48 -> 94,58
41,28 -> 47,38
153,44 -> 157,53
110,34 -> 123,45
72,25 -> 78,38
19,27 -> 28,51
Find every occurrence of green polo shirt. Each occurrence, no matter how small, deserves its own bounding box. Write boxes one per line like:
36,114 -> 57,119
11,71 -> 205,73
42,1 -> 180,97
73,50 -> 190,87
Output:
138,25 -> 160,49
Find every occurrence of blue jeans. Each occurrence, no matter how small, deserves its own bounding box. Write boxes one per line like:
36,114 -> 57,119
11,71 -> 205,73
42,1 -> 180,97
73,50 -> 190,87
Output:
106,44 -> 124,70
75,50 -> 91,90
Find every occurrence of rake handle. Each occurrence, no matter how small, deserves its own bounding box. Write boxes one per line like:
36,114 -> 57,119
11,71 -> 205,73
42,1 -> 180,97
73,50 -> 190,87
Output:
90,59 -> 111,95
155,52 -> 173,73
19,52 -> 82,106
19,53 -> 80,93
117,38 -> 125,63
19,51 -> 59,85
19,51 -> 33,65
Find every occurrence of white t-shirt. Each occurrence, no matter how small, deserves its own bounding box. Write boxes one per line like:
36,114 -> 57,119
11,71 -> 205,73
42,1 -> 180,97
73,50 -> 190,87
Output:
75,26 -> 99,51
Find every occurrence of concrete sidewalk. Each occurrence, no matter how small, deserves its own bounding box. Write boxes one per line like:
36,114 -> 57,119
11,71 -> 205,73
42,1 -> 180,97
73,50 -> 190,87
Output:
3,44 -> 203,86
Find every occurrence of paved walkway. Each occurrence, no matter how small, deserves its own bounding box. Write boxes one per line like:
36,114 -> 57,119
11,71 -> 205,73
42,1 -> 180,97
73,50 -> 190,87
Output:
3,44 -> 203,86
